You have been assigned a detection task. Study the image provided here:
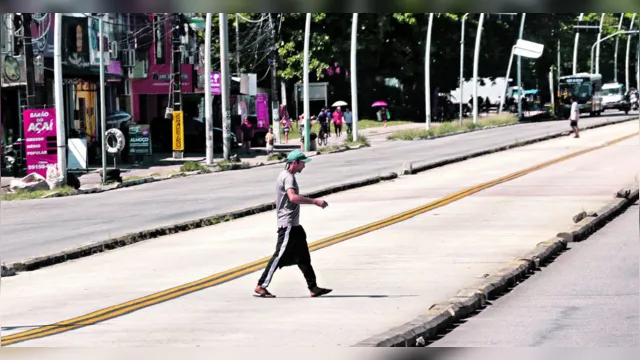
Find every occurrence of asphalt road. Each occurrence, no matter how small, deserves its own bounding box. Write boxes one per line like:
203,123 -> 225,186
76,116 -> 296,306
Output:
0,112 -> 636,265
432,201 -> 639,347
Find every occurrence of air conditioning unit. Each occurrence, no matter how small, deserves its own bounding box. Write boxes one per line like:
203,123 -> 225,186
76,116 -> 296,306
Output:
109,41 -> 118,60
122,49 -> 135,67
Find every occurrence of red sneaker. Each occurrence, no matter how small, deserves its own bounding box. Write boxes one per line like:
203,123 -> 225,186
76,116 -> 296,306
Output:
254,286 -> 276,298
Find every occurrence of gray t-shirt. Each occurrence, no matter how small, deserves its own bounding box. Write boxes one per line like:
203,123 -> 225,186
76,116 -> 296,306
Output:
276,169 -> 300,227
344,111 -> 353,124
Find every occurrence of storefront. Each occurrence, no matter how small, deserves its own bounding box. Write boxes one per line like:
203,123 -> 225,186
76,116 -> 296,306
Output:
54,15 -> 123,169
131,63 -> 196,152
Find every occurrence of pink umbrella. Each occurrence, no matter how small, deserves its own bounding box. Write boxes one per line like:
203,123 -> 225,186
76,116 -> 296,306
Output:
371,101 -> 388,107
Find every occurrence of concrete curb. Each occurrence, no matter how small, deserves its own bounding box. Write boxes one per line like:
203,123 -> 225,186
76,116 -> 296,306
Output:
407,116 -> 638,176
557,187 -> 639,243
420,122 -> 520,141
7,172 -> 399,273
352,185 -> 639,347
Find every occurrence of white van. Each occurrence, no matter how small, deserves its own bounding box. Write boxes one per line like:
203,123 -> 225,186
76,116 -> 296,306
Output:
601,83 -> 631,114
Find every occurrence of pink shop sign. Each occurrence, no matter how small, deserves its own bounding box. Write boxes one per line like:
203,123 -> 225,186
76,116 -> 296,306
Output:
22,108 -> 58,178
132,64 -> 194,94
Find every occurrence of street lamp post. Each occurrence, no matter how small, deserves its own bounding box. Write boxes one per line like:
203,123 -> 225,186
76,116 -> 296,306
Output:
592,30 -> 639,74
204,13 -> 213,165
573,13 -> 584,74
472,13 -> 485,124
459,13 -> 470,126
614,13 -> 625,82
625,13 -> 637,91
425,13 -> 434,129
595,13 -> 606,74
350,13 -> 359,142
302,13 -> 311,152
516,13 -> 526,120
499,46 -> 516,115
471,13 -> 515,124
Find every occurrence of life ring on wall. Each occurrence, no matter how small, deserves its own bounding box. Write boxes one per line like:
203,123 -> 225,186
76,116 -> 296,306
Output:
105,128 -> 126,154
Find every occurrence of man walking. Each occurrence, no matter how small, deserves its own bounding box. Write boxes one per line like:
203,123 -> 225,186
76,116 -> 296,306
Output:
569,96 -> 580,138
255,150 -> 333,298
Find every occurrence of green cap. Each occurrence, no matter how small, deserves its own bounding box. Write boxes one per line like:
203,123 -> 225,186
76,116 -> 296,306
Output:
286,150 -> 311,163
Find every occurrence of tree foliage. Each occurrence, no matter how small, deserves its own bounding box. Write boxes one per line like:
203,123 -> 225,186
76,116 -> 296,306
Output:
200,13 -> 640,121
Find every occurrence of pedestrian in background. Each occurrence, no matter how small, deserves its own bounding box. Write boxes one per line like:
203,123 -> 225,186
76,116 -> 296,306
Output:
332,107 -> 343,137
569,96 -> 580,138
240,117 -> 254,153
265,127 -> 275,154
344,107 -> 353,135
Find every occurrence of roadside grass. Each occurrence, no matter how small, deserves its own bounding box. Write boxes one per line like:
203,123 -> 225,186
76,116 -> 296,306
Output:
267,152 -> 287,161
122,175 -> 146,182
346,132 -> 371,148
1,185 -> 76,201
317,145 -> 342,153
216,159 -> 250,171
180,161 -> 210,173
388,114 -> 518,141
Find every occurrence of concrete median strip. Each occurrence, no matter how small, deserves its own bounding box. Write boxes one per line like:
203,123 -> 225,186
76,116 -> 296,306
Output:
353,185 -> 639,347
407,116 -> 638,176
6,172 -> 399,273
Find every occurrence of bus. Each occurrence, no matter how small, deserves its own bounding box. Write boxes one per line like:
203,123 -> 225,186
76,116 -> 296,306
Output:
557,73 -> 603,119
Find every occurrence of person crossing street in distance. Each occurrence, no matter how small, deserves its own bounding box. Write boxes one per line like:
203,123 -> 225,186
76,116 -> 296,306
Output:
255,150 -> 333,298
570,95 -> 580,138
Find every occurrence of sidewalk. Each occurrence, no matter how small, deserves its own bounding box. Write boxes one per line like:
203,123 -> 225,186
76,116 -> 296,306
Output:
2,122 -> 637,346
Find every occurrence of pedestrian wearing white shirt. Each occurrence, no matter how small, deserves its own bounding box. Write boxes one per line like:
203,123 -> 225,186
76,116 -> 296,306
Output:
569,96 -> 580,138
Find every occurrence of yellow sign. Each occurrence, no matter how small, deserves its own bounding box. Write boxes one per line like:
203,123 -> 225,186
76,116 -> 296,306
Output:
172,110 -> 184,151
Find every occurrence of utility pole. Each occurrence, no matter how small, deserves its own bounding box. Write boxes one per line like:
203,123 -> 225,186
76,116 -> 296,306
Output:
235,14 -> 241,75
268,13 -> 280,144
1,13 -> 3,183
350,13 -> 359,142
171,13 -> 184,159
219,13 -> 231,161
516,13 -> 526,120
99,16 -> 107,183
204,13 -> 213,164
459,13 -> 470,126
595,13 -> 606,74
20,13 -> 37,108
302,13 -> 311,152
614,13 -> 625,82
472,13 -> 485,124
425,13 -> 434,129
557,38 -> 561,109
636,14 -> 639,91
53,13 -> 67,184
626,13 -> 636,91
573,13 -> 584,74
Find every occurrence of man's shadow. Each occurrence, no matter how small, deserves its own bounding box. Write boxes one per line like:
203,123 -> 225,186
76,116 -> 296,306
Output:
275,294 -> 418,299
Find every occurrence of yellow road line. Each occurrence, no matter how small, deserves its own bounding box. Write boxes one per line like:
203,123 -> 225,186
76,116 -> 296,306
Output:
2,131 -> 637,346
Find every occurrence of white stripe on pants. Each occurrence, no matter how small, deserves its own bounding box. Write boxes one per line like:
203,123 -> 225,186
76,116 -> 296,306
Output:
260,226 -> 292,288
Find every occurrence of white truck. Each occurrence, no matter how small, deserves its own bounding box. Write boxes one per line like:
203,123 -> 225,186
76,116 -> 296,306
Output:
600,82 -> 631,114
